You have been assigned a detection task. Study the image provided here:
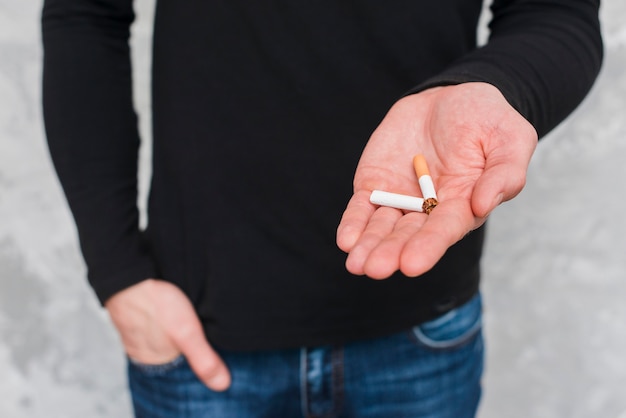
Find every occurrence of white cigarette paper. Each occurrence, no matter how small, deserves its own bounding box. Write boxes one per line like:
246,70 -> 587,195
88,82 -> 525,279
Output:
370,190 -> 424,212
418,175 -> 437,200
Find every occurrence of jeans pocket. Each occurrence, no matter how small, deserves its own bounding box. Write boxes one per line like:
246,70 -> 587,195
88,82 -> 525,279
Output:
128,354 -> 186,376
411,293 -> 482,351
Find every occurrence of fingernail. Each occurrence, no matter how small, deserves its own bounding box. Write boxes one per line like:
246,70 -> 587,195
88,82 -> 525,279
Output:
208,373 -> 231,391
493,193 -> 504,207
484,193 -> 504,218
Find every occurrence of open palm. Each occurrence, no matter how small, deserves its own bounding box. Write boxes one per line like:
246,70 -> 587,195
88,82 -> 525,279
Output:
337,82 -> 538,279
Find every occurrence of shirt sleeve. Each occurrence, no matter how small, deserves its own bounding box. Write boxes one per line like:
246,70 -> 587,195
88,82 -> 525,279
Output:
407,0 -> 604,138
42,0 -> 157,304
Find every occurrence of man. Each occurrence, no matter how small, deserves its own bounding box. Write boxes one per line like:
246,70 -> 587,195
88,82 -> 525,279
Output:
42,0 -> 602,417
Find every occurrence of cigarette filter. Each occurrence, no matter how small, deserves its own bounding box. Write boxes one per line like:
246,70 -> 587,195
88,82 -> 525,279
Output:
413,154 -> 437,200
370,190 -> 424,212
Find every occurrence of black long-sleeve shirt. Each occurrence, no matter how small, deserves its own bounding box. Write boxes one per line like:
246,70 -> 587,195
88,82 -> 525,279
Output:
42,0 -> 602,350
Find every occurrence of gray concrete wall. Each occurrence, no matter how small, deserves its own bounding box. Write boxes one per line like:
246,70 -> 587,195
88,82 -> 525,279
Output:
1,1 -> 624,417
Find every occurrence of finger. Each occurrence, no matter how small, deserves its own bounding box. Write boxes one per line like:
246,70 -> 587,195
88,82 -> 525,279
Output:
362,211 -> 427,279
171,317 -> 232,391
336,190 -> 377,252
471,158 -> 527,218
472,126 -> 537,217
399,198 -> 476,277
345,206 -> 404,276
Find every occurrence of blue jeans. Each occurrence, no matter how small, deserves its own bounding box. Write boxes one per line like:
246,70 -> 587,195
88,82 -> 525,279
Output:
128,293 -> 483,418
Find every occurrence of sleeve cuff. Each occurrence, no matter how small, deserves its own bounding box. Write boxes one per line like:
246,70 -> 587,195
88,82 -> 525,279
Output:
87,254 -> 158,306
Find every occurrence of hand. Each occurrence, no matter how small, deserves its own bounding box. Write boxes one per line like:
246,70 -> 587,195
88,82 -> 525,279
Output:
337,82 -> 538,279
105,279 -> 231,391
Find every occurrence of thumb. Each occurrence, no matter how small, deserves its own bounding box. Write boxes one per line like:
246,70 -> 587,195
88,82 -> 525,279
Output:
154,280 -> 232,391
171,316 -> 232,391
471,158 -> 529,219
468,88 -> 538,218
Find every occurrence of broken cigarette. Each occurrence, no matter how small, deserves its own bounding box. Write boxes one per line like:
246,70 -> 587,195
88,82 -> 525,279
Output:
370,190 -> 425,212
413,154 -> 438,214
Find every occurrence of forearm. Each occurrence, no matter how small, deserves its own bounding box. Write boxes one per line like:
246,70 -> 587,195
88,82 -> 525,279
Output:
42,0 -> 156,303
408,0 -> 603,137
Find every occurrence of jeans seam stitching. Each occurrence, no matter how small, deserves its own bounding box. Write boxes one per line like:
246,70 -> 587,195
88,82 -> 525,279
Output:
413,317 -> 483,350
300,347 -> 311,418
331,345 -> 345,418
